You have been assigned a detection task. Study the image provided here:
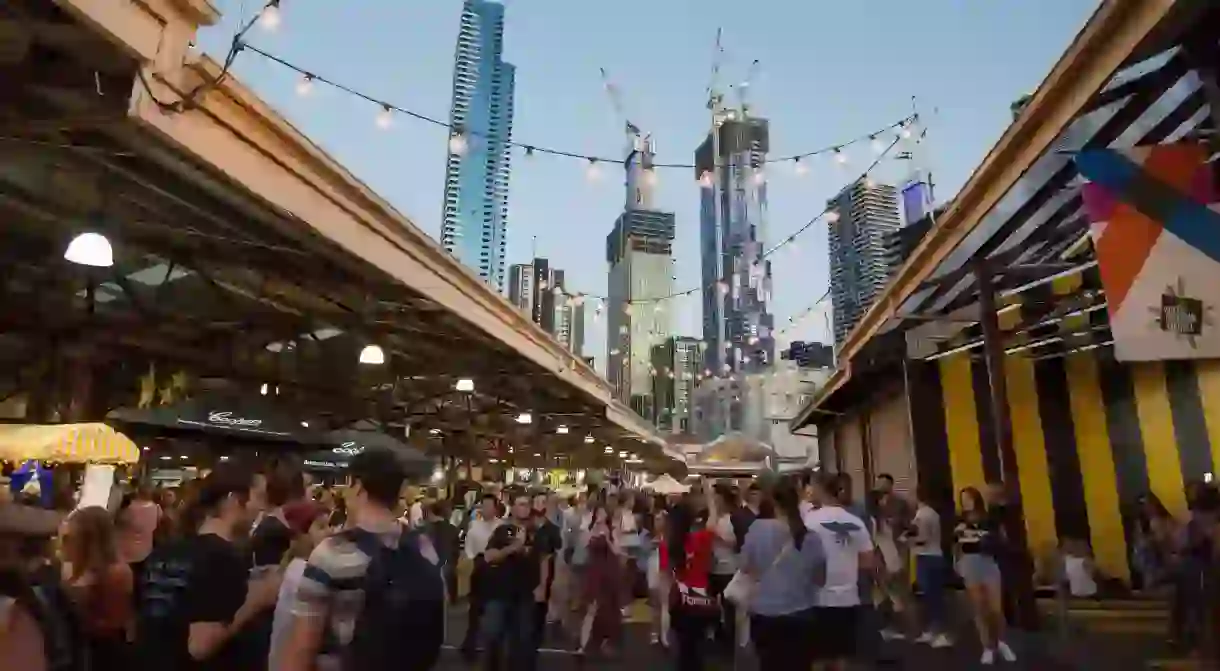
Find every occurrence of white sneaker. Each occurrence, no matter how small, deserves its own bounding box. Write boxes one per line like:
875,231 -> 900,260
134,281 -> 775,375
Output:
981,649 -> 996,665
930,634 -> 953,648
880,628 -> 906,641
997,641 -> 1017,662
914,631 -> 934,644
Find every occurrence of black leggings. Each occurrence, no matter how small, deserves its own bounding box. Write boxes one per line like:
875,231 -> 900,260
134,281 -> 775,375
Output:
751,609 -> 817,670
671,606 -> 714,671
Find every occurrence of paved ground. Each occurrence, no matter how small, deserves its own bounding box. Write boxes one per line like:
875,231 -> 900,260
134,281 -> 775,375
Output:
433,599 -> 1180,670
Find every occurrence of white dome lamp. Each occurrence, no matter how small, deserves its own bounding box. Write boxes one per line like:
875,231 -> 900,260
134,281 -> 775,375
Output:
358,344 -> 386,365
64,232 -> 114,268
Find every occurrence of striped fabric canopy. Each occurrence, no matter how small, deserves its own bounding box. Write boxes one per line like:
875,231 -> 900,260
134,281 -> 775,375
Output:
0,423 -> 141,465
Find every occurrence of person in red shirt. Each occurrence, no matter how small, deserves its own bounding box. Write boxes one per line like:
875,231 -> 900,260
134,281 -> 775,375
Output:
660,491 -> 716,671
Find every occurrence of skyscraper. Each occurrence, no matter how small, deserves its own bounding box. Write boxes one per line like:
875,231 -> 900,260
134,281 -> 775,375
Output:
828,177 -> 902,346
695,112 -> 775,376
507,258 -> 583,356
440,0 -> 515,291
606,131 -> 676,417
507,262 -> 534,312
651,336 -> 702,433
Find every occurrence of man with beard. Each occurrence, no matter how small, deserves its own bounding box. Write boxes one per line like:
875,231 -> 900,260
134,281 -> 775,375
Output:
134,462 -> 282,670
481,493 -> 548,671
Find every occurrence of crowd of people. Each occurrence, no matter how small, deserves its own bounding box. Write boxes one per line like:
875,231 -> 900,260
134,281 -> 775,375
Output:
3,457 -> 1220,670
0,448 -> 447,671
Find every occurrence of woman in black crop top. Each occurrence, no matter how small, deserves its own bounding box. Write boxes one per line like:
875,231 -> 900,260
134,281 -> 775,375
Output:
954,487 -> 1015,664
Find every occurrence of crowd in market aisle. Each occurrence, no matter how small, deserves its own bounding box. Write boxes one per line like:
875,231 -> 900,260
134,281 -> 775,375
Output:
3,453 -> 1220,670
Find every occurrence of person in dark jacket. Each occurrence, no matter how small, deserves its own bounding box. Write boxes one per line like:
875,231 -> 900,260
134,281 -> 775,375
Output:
426,501 -> 461,604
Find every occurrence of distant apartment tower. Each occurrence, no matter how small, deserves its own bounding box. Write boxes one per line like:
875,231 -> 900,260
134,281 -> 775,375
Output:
695,112 -> 775,376
606,130 -> 676,417
650,336 -> 702,433
507,262 -> 534,312
507,258 -> 583,355
440,0 -> 516,291
828,177 -> 902,346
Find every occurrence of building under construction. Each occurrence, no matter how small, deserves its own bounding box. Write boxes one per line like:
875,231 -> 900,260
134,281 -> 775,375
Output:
695,107 -> 776,375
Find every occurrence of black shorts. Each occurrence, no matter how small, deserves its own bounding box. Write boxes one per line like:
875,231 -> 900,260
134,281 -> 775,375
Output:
812,606 -> 861,659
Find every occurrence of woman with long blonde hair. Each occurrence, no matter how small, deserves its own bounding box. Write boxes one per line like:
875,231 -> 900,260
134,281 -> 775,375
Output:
60,506 -> 133,670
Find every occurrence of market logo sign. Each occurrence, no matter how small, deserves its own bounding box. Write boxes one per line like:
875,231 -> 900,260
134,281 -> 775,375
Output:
332,441 -> 363,456
207,411 -> 264,428
1149,277 -> 1214,348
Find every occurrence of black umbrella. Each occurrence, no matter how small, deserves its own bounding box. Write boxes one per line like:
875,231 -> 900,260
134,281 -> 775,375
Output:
318,429 -> 435,477
107,392 -> 323,444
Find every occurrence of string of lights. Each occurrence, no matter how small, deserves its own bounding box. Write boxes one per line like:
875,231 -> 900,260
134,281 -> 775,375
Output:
774,288 -> 832,340
239,44 -> 914,170
164,0 -> 915,336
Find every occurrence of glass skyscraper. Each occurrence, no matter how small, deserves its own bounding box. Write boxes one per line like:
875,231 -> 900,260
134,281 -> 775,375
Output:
440,0 -> 516,291
695,113 -> 775,375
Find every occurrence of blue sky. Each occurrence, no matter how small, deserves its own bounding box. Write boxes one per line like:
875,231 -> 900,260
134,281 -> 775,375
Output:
200,0 -> 1100,368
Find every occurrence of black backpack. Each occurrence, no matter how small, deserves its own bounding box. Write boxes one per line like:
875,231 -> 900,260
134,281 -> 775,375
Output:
340,527 -> 445,671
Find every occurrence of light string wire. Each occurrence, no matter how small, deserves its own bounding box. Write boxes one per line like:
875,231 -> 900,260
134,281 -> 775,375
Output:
240,43 -> 915,169
148,1 -> 913,329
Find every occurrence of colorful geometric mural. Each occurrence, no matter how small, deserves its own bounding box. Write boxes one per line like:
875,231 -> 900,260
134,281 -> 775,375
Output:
1077,143 -> 1220,361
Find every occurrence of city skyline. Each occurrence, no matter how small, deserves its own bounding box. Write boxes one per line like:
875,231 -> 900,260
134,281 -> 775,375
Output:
440,0 -> 516,291
508,258 -> 585,356
200,1 -> 1102,369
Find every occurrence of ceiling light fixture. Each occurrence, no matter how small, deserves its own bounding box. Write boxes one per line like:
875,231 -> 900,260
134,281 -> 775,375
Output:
63,232 -> 114,268
358,344 -> 386,365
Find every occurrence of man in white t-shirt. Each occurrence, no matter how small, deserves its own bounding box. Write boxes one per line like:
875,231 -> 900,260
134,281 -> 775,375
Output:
804,474 -> 874,669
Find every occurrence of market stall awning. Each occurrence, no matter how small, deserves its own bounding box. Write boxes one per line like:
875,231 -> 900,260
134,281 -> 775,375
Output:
319,429 -> 435,476
107,393 -> 322,443
0,423 -> 139,465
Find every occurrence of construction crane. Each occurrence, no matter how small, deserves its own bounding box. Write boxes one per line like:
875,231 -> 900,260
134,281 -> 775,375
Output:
706,28 -> 725,115
599,67 -> 642,142
736,58 -> 760,116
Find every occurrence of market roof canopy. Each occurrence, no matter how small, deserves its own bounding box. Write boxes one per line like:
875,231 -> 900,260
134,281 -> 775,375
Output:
644,474 -> 690,495
0,423 -> 140,464
107,393 -> 322,443
693,433 -> 777,465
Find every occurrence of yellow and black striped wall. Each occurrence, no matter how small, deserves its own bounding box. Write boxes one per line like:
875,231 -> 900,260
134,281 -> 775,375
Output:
905,276 -> 1220,581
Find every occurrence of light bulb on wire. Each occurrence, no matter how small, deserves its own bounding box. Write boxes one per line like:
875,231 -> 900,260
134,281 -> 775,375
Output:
448,132 -> 468,155
375,105 -> 393,130
295,75 -> 314,97
258,1 -> 282,30
869,134 -> 884,154
901,122 -> 913,139
698,171 -> 713,188
586,158 -> 601,181
834,147 -> 848,165
793,157 -> 808,176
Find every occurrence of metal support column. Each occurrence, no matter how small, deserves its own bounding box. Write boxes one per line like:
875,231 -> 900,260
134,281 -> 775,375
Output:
974,259 -> 1040,630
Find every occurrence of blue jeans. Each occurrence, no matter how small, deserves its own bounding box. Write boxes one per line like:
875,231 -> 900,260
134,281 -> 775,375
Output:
915,554 -> 948,630
481,598 -> 538,671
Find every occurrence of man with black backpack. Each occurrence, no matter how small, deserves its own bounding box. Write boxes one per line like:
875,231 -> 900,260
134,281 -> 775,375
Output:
278,447 -> 445,671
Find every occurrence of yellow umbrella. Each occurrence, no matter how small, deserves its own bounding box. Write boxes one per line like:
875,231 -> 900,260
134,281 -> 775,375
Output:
0,423 -> 141,465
